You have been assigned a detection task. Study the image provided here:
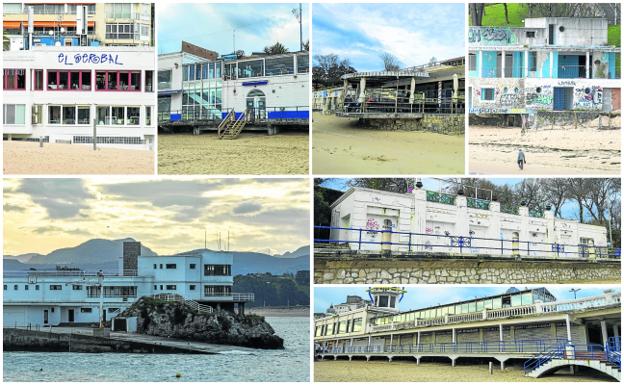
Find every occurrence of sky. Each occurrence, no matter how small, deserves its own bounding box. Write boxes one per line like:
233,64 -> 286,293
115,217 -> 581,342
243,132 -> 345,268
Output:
3,178 -> 309,256
314,285 -> 618,313
158,3 -> 308,55
313,3 -> 465,72
319,178 -> 601,221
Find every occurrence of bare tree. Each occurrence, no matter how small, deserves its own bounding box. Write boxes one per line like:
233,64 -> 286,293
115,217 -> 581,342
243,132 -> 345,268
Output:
469,3 -> 485,26
540,178 -> 570,217
380,52 -> 401,71
565,179 -> 591,223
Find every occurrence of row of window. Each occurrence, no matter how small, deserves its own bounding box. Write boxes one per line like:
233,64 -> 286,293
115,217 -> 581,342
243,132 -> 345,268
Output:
3,69 -> 154,92
5,284 -> 83,291
150,263 -> 231,276
3,3 -> 97,15
7,104 -> 154,126
316,318 -> 363,337
105,23 -> 150,40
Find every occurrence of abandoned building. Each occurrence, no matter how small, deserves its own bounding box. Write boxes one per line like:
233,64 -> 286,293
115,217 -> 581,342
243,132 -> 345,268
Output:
468,17 -> 621,118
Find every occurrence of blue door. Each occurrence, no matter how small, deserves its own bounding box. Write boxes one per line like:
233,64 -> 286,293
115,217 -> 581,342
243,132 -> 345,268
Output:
553,87 -> 572,111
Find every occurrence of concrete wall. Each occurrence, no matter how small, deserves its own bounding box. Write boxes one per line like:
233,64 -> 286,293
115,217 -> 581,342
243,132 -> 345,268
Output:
314,258 -> 620,284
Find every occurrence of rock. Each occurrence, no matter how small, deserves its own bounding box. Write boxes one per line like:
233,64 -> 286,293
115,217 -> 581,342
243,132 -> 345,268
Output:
119,297 -> 284,349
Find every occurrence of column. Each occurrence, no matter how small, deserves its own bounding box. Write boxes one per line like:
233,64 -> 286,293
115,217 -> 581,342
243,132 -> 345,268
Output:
409,77 -> 416,104
601,320 -> 609,348
501,50 -> 506,78
452,328 -> 456,344
549,51 -> 554,78
499,324 -> 504,352
358,77 -> 366,105
585,51 -> 590,79
417,331 -> 421,351
389,334 -> 393,351
565,314 -> 572,343
367,335 -> 371,350
524,50 -> 529,77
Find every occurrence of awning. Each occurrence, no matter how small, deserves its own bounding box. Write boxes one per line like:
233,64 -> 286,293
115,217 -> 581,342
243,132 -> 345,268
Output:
158,89 -> 182,96
3,20 -> 95,28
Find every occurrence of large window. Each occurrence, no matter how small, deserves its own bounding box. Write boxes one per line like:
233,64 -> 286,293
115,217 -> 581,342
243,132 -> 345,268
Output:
203,264 -> 231,276
4,68 -> 26,90
145,106 -> 152,125
481,88 -> 495,101
78,106 -> 90,124
238,60 -> 263,78
204,285 -> 232,296
469,53 -> 476,71
32,104 -> 43,124
63,106 -> 76,124
111,106 -> 125,125
158,70 -> 171,89
296,54 -> 309,74
47,70 -> 90,91
106,23 -> 135,39
87,286 -> 137,298
96,71 -> 140,91
97,106 -> 111,125
48,105 -> 61,124
106,3 -> 132,18
3,104 -> 25,124
266,56 -> 294,76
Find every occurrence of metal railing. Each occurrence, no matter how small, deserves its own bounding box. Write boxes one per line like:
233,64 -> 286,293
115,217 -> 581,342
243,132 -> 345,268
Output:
323,339 -> 568,355
607,336 -> 621,368
523,343 -> 565,373
341,95 -> 464,115
232,293 -> 255,302
314,225 -> 619,260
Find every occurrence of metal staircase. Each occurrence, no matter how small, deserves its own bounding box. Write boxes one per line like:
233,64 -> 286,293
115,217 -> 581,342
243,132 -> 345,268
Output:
524,340 -> 621,381
217,109 -> 246,139
184,299 -> 213,314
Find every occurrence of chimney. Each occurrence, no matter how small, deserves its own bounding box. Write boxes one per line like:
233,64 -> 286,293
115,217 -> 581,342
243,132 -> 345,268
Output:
122,241 -> 141,276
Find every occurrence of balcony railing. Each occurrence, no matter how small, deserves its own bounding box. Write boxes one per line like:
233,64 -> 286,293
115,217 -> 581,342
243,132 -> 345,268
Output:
232,293 -> 255,302
315,225 -> 620,260
367,293 -> 620,333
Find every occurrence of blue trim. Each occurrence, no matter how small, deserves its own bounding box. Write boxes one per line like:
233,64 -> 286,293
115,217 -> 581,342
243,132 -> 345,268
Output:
242,80 -> 269,86
267,110 -> 309,120
221,112 -> 244,120
170,113 -> 182,122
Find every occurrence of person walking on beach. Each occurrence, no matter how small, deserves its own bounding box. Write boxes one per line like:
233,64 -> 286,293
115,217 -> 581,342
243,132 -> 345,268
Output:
517,149 -> 526,170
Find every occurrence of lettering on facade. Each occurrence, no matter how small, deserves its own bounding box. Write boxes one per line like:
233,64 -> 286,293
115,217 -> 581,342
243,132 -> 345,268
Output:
573,86 -> 603,110
468,27 -> 518,45
57,53 -> 124,66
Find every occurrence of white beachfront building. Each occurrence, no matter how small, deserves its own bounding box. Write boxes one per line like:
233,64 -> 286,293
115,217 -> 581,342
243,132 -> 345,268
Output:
3,45 -> 156,149
327,185 -> 610,259
3,242 -> 253,327
158,45 -> 309,123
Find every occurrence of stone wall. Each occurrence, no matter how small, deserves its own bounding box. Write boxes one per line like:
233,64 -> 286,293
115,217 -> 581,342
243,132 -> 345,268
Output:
315,258 -> 620,284
365,115 -> 464,134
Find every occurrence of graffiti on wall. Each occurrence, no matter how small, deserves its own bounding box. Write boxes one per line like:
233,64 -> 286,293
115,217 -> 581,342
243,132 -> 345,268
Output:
468,27 -> 518,45
573,86 -> 603,110
525,85 -> 553,110
366,218 -> 380,236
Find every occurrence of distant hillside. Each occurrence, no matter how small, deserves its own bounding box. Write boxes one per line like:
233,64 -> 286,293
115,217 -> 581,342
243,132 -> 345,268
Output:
4,239 -> 309,276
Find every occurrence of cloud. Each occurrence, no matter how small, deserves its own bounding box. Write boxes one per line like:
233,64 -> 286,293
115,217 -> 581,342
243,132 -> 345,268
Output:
16,179 -> 94,219
233,202 -> 263,215
3,204 -> 24,212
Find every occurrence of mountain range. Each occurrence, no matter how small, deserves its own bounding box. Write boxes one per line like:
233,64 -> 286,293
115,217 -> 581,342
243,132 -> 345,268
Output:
4,238 -> 309,275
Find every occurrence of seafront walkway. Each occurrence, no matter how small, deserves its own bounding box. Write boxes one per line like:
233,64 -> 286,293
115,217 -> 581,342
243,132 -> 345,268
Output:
9,326 -> 256,355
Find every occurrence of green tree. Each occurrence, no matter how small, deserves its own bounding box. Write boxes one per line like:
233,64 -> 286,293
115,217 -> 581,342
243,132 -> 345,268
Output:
263,42 -> 289,55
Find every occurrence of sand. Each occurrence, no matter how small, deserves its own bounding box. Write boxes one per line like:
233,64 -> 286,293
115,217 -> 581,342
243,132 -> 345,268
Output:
469,125 -> 620,175
158,132 -> 309,175
3,141 -> 154,175
314,360 -> 613,382
312,113 -> 464,174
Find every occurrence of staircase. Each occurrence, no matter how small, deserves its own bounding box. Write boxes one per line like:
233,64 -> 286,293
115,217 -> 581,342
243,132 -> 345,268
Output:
217,110 -> 246,139
525,341 -> 621,381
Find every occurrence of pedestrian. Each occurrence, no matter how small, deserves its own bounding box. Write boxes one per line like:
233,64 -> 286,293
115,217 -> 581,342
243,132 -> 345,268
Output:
517,149 -> 526,170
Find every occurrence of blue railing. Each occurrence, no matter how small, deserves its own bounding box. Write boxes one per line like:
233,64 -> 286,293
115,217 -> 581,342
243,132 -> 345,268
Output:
314,225 -> 620,260
324,339 -> 567,355
523,343 -> 565,373
607,336 -> 621,368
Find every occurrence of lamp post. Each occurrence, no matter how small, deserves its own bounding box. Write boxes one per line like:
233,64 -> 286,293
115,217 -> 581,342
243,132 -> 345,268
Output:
569,288 -> 581,300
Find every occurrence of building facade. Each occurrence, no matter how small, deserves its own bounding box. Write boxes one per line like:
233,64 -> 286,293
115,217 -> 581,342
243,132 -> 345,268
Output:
3,3 -> 153,50
468,17 -> 621,115
3,244 -> 253,327
314,287 -> 621,373
158,47 -> 310,123
327,186 -> 610,259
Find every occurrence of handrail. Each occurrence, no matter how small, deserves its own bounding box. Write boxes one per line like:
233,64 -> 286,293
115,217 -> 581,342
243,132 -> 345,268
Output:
523,343 -> 565,373
217,109 -> 235,137
314,225 -> 620,260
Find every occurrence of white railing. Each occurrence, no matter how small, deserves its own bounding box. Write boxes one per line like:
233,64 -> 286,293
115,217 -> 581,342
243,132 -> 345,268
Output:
366,293 -> 620,333
185,299 -> 213,314
232,293 -> 255,302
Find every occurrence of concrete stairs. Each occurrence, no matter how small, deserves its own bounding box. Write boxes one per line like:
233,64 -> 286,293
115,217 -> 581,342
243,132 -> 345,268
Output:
526,358 -> 621,381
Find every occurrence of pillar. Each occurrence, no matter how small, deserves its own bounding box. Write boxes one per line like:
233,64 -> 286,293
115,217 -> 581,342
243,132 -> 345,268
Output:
566,314 -> 572,343
451,357 -> 456,367
452,328 -> 456,344
613,325 -> 619,338
501,50 -> 506,78
367,335 -> 371,351
585,51 -> 590,79
389,334 -> 393,352
524,50 -> 529,77
549,51 -> 554,78
417,331 -> 421,352
499,324 -> 504,352
478,51 -> 483,78
437,81 -> 442,108
600,320 -> 609,348
358,77 -> 366,105
409,77 -> 416,104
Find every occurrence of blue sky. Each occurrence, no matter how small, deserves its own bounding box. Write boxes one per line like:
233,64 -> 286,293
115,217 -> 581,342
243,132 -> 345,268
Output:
314,285 -> 617,313
319,178 -> 605,221
313,3 -> 465,71
158,3 -> 308,55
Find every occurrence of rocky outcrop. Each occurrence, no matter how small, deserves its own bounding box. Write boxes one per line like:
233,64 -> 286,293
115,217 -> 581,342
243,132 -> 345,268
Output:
119,297 -> 284,349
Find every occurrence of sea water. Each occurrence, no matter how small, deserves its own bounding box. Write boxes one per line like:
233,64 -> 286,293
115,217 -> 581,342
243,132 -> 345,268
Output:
3,317 -> 309,382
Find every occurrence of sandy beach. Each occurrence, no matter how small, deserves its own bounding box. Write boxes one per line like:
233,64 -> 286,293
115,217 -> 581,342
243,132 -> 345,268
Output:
312,113 -> 464,174
469,125 -> 620,175
314,360 -> 613,382
158,132 -> 309,175
3,141 -> 154,175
